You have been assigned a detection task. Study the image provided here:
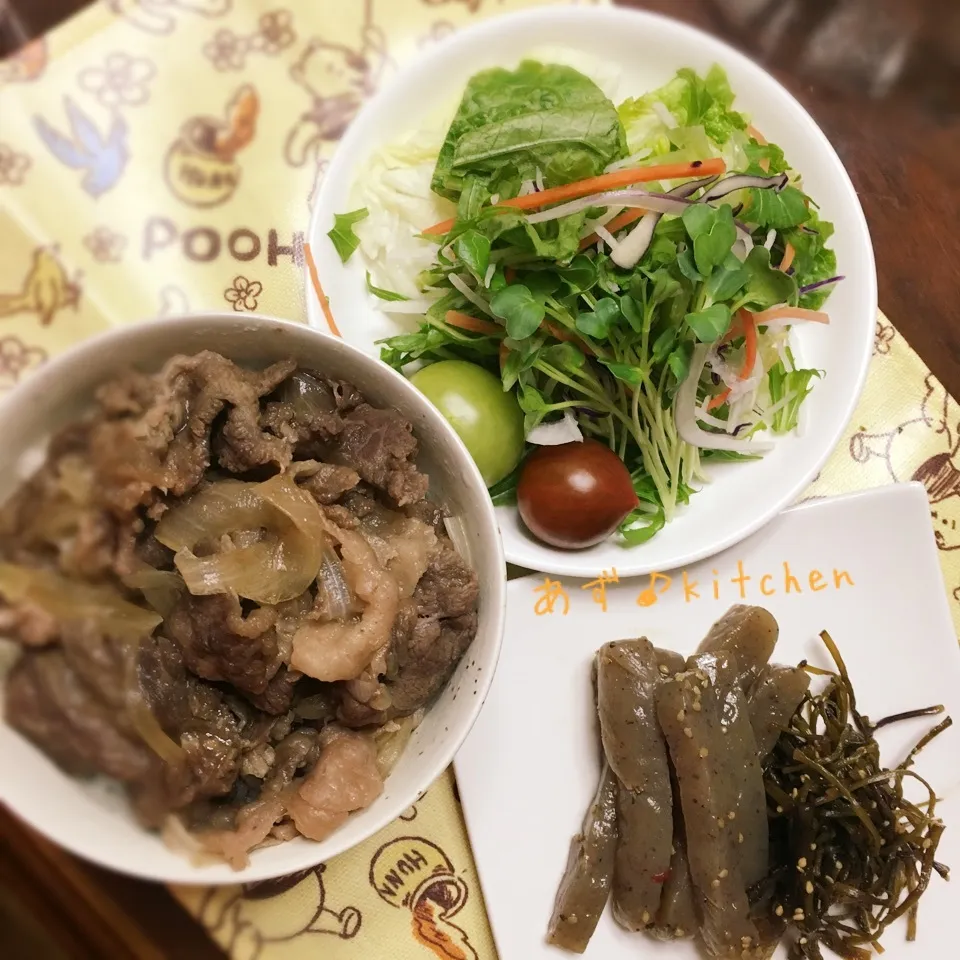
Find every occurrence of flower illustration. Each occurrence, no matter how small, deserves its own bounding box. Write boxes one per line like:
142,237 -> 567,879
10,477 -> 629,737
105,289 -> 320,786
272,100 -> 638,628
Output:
204,28 -> 249,71
0,337 -> 47,389
83,226 -> 126,263
225,275 -> 262,311
874,319 -> 895,355
78,52 -> 156,108
0,142 -> 30,185
419,21 -> 457,49
253,10 -> 295,55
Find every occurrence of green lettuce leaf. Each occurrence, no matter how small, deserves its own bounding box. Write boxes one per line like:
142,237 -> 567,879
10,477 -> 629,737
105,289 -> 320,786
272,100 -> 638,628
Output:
618,65 -> 748,147
746,185 -> 811,230
744,138 -> 788,174
783,210 -> 838,309
432,60 -> 626,201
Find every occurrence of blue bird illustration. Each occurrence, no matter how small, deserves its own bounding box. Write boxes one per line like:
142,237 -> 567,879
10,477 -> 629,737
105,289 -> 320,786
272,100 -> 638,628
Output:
33,97 -> 128,197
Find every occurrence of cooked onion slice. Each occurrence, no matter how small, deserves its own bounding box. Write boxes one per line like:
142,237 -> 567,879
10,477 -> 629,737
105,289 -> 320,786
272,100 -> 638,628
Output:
159,476 -> 327,604
155,480 -> 267,552
121,568 -> 185,618
317,543 -> 352,621
0,563 -> 161,639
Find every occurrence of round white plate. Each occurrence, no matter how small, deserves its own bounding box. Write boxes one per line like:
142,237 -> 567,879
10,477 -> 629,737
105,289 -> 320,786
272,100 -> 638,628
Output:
308,6 -> 876,578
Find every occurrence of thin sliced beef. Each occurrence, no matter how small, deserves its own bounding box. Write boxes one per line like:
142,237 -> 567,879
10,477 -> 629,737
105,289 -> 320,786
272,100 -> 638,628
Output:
338,585 -> 477,728
332,404 -> 428,506
193,728 -> 320,868
390,613 -> 476,716
90,352 -> 296,512
326,378 -> 364,413
403,498 -> 447,534
361,516 -> 437,600
293,461 -> 360,504
60,620 -> 129,713
337,599 -> 415,727
95,369 -> 159,418
7,647 -> 153,783
291,516 -> 399,682
164,593 -> 282,696
413,540 -> 479,620
134,531 -> 175,570
0,601 -> 59,647
0,353 -> 480,869
260,378 -> 365,462
60,510 -> 118,579
135,634 -> 244,826
243,666 -> 302,716
5,653 -> 103,777
286,729 -> 383,842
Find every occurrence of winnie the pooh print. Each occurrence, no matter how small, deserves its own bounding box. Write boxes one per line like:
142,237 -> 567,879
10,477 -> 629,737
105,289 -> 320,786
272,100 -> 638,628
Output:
849,372 -> 960,601
196,865 -> 361,960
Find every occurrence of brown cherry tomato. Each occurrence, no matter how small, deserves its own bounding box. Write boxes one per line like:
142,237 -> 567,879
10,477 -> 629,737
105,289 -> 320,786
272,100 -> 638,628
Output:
517,439 -> 638,549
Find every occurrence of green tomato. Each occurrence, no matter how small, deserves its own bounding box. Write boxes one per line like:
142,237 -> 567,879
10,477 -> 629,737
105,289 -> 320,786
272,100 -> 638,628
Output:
411,360 -> 524,486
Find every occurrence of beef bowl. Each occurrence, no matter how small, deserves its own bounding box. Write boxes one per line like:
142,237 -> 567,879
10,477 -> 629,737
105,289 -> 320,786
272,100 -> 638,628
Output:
0,313 -> 505,883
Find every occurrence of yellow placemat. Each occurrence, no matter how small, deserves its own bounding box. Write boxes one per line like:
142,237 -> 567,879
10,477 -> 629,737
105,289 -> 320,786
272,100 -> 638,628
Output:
1,3 -> 958,959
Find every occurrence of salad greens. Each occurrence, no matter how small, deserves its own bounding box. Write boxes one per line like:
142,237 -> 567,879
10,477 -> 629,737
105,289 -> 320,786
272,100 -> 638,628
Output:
340,60 -> 838,545
328,208 -> 369,263
618,65 -> 747,147
432,61 -> 626,202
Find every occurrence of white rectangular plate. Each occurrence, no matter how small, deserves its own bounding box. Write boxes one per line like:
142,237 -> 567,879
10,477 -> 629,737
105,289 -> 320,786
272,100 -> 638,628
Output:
456,483 -> 960,959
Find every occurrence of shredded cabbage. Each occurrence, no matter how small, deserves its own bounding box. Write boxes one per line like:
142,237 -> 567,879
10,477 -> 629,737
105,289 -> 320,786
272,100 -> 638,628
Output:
350,130 -> 455,301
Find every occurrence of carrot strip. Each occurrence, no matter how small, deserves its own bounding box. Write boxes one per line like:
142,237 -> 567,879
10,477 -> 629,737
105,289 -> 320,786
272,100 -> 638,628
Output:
504,267 -> 516,284
780,242 -> 796,273
541,320 -> 596,357
304,242 -> 341,338
445,310 -> 502,336
708,310 -> 757,410
578,209 -> 646,251
751,305 -> 830,325
499,342 -> 509,368
423,158 -> 727,235
707,387 -> 730,411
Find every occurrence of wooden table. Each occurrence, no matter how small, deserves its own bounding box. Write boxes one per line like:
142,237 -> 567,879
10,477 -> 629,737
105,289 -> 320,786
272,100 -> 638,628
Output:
1,0 -> 958,957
